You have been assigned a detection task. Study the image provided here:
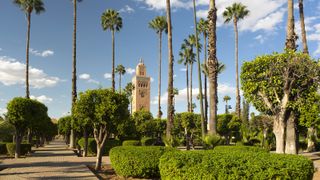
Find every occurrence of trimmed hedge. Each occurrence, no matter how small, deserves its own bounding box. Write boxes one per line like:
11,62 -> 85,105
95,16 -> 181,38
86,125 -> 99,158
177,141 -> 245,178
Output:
6,143 -> 31,156
77,138 -> 121,156
0,143 -> 7,155
122,140 -> 141,146
214,145 -> 269,153
110,146 -> 175,178
141,137 -> 157,146
159,150 -> 314,180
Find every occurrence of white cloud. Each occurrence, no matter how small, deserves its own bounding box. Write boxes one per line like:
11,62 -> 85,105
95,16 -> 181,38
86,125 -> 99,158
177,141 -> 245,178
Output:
79,73 -> 90,80
254,35 -> 266,44
104,73 -> 112,79
152,83 -> 236,105
119,5 -> 135,13
126,67 -> 136,75
250,8 -> 286,32
135,0 -> 192,11
0,107 -> 7,115
173,74 -> 177,78
0,56 -> 61,88
30,95 -> 53,104
150,77 -> 154,82
180,68 -> 187,72
30,48 -> 54,57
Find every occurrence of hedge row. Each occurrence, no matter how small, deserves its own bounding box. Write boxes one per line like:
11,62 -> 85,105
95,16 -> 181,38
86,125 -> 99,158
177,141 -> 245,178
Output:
6,143 -> 32,156
110,146 -> 176,178
214,145 -> 269,153
159,147 -> 314,180
77,138 -> 121,156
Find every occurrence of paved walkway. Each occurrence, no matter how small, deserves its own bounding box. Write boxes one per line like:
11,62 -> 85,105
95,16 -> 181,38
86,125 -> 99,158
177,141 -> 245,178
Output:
0,140 -> 109,179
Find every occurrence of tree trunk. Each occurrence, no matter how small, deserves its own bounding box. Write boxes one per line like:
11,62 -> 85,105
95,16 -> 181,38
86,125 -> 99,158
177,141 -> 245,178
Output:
207,1 -> 218,135
190,63 -> 193,112
262,128 -> 268,148
203,33 -> 208,132
299,0 -> 309,54
186,65 -> 190,112
285,113 -> 297,154
166,0 -> 174,139
94,127 -> 108,171
285,0 -> 296,50
15,131 -> 22,158
70,0 -> 78,149
273,117 -> 286,154
112,30 -> 116,91
83,128 -> 88,157
27,128 -> 32,144
25,12 -> 31,99
234,18 -> 241,117
157,32 -> 162,119
185,128 -> 190,150
119,74 -> 122,93
307,126 -> 316,152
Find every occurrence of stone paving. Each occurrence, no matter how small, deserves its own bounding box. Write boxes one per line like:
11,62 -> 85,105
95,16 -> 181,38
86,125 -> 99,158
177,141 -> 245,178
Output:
0,140 -> 110,179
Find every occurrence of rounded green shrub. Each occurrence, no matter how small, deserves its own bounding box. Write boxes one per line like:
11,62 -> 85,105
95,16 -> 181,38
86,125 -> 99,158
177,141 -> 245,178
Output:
122,140 -> 141,146
6,143 -> 31,156
0,143 -> 7,155
160,150 -> 314,180
214,145 -> 269,153
141,137 -> 157,146
78,138 -> 121,156
110,146 -> 175,178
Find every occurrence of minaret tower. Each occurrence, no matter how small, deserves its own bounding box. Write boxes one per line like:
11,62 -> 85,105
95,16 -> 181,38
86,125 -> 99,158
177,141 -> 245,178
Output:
132,58 -> 151,113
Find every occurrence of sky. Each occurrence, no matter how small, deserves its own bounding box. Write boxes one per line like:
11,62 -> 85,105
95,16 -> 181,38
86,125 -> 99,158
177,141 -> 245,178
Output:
0,0 -> 319,119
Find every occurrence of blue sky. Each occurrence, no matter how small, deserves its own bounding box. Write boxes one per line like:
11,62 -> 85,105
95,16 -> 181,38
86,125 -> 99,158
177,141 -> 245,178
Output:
0,0 -> 319,119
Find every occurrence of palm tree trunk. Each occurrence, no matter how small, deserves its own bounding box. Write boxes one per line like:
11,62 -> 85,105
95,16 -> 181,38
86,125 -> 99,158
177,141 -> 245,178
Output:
157,32 -> 162,118
112,30 -> 116,91
190,63 -> 193,112
186,64 -> 190,112
299,0 -> 308,54
70,0 -> 77,149
234,18 -> 241,117
119,74 -> 122,93
166,0 -> 174,139
26,12 -> 31,99
285,0 -> 296,50
204,33 -> 208,129
192,0 -> 205,137
207,0 -> 218,135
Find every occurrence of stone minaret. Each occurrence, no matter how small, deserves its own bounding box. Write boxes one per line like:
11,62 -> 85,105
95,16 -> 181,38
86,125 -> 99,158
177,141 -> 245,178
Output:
132,59 -> 151,113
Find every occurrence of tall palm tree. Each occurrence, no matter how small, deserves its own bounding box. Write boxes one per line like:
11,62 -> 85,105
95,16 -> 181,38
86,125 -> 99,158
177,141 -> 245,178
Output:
192,0 -> 205,137
299,0 -> 308,54
14,0 -> 45,99
197,18 -> 209,125
165,0 -> 174,139
223,3 -> 249,118
285,0 -> 297,50
223,95 -> 231,114
178,42 -> 194,112
124,82 -> 135,114
101,9 -> 123,91
149,16 -> 168,119
207,0 -> 218,135
115,64 -> 126,93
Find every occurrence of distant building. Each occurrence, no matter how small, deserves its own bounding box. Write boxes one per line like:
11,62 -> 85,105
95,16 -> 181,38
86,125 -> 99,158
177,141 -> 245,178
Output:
132,59 -> 151,113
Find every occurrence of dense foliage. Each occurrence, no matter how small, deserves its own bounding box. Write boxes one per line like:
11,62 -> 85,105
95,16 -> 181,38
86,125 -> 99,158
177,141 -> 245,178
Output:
159,148 -> 314,179
77,137 -> 121,156
110,146 -> 175,178
122,140 -> 141,146
6,143 -> 31,157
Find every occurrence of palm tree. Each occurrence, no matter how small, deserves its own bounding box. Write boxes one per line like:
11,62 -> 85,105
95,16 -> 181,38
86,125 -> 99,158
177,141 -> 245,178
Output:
178,42 -> 194,112
299,0 -> 308,54
192,0 -> 205,137
124,83 -> 135,114
149,16 -> 168,119
285,0 -> 297,50
197,18 -> 209,125
115,64 -> 126,93
14,0 -> 45,99
101,9 -> 123,91
165,0 -> 174,140
223,3 -> 249,118
223,95 -> 231,114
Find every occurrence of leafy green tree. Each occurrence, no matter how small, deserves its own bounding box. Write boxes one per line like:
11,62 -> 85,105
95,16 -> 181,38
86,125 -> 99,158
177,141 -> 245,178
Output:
180,112 -> 196,150
223,3 -> 249,117
13,0 -> 45,99
132,110 -> 153,137
0,119 -> 15,142
241,51 -> 320,153
6,97 -> 34,158
58,116 -> 72,144
101,9 -> 123,91
149,16 -> 168,119
217,114 -> 241,144
77,89 -> 129,170
115,64 -> 126,93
